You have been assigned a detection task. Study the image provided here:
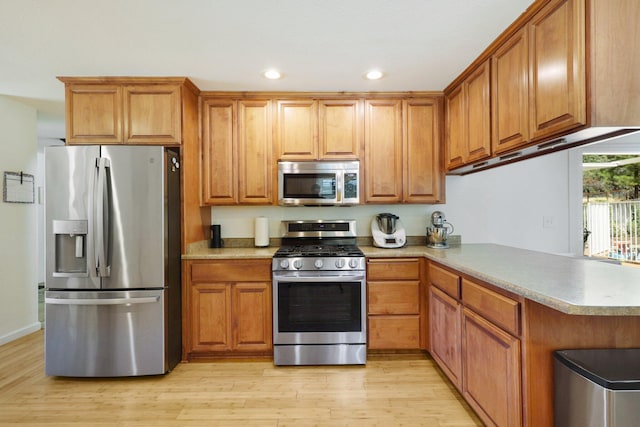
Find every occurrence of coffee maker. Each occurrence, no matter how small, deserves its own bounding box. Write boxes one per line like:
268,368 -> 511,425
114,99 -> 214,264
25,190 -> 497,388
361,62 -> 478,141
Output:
426,211 -> 454,248
371,213 -> 406,248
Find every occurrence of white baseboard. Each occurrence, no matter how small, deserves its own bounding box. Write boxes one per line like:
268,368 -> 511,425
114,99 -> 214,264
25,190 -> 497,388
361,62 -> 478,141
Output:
0,322 -> 42,346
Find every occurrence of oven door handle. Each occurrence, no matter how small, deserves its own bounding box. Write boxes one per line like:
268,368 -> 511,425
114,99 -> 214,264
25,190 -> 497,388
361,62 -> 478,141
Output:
273,273 -> 366,282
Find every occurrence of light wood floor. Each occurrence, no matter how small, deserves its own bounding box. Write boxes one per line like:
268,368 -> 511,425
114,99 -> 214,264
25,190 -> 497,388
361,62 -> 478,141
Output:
0,331 -> 483,426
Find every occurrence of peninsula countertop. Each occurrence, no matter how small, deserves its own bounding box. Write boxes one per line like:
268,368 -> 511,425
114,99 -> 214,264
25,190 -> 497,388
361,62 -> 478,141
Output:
184,243 -> 640,316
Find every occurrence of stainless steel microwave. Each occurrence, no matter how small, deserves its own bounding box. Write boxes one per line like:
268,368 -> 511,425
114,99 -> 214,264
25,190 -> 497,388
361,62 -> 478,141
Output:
278,160 -> 360,206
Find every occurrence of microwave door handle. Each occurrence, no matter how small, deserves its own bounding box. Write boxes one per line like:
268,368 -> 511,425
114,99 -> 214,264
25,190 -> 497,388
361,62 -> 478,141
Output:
336,173 -> 343,203
95,157 -> 111,277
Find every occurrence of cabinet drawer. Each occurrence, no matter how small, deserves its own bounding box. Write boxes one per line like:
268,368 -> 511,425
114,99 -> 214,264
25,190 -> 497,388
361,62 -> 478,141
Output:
367,258 -> 420,280
461,279 -> 520,336
368,315 -> 420,349
190,260 -> 271,283
429,263 -> 460,299
368,281 -> 420,315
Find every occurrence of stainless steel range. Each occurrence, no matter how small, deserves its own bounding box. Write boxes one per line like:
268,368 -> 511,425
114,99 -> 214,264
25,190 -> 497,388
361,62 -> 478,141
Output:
272,220 -> 366,366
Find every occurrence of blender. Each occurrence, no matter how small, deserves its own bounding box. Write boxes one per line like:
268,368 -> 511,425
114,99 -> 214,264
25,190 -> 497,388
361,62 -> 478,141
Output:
426,211 -> 454,248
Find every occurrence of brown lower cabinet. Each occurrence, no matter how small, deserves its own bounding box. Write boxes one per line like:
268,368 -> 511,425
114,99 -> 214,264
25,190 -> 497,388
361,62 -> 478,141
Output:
183,259 -> 272,360
367,258 -> 422,350
429,261 -> 522,427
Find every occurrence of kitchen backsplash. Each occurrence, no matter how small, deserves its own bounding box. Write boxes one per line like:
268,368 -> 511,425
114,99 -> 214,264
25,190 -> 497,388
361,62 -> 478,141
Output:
210,205 -> 449,239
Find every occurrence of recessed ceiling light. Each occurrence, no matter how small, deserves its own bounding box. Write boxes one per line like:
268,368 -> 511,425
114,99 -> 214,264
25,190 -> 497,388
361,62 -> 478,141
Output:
365,70 -> 384,80
262,69 -> 282,80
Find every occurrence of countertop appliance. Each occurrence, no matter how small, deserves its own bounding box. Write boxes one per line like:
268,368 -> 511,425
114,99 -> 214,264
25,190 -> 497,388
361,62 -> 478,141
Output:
278,160 -> 359,206
426,211 -> 454,248
371,213 -> 406,248
272,220 -> 366,365
44,145 -> 181,377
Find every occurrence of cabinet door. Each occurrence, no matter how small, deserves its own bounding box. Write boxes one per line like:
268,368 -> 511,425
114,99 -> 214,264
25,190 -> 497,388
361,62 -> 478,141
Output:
528,0 -> 586,141
368,281 -> 420,315
319,99 -> 362,159
403,98 -> 443,203
445,85 -> 466,170
65,84 -> 122,144
364,99 -> 402,203
462,308 -> 522,427
492,28 -> 530,154
368,315 -> 420,349
466,61 -> 491,163
191,284 -> 232,352
276,100 -> 317,160
238,99 -> 273,204
429,286 -> 462,390
201,99 -> 237,204
123,85 -> 181,144
232,282 -> 272,351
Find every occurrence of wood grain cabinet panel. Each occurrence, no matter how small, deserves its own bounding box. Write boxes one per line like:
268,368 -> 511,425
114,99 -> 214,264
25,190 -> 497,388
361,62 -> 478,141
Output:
276,98 -> 361,161
492,27 -> 530,154
367,258 -> 422,350
429,285 -> 463,390
232,283 -> 272,351
64,84 -> 123,144
462,308 -> 522,427
238,99 -> 273,204
201,99 -> 236,204
62,80 -> 184,145
191,284 -> 232,352
403,98 -> 443,203
319,99 -> 362,159
200,98 -> 273,205
445,61 -> 491,170
528,0 -> 586,141
462,278 -> 520,336
364,99 -> 403,203
123,85 -> 181,144
184,259 -> 272,359
429,263 -> 460,299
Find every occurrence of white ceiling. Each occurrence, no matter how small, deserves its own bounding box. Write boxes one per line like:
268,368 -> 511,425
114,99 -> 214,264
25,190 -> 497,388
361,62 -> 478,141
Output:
1,0 -> 534,140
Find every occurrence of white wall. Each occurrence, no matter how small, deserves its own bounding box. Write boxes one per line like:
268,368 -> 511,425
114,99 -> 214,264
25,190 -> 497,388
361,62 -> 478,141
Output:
0,96 -> 40,344
444,150 -> 575,255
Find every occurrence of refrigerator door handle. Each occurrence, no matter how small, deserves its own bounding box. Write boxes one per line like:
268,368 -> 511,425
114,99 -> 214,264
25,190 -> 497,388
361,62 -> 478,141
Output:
95,157 -> 111,277
45,296 -> 160,306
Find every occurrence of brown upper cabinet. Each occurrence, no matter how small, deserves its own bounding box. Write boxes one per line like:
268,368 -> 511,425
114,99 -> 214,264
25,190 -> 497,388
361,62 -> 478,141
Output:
201,96 -> 273,205
446,0 -> 640,172
365,96 -> 444,204
492,0 -> 586,155
275,99 -> 362,160
445,61 -> 491,170
58,77 -> 193,145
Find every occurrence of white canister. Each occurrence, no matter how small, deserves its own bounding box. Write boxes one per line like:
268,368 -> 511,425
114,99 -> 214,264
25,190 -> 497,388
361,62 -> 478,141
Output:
254,217 -> 269,247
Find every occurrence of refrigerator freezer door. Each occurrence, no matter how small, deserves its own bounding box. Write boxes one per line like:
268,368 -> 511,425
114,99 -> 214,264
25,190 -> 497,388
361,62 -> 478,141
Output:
45,290 -> 166,377
100,146 -> 165,289
45,146 -> 101,290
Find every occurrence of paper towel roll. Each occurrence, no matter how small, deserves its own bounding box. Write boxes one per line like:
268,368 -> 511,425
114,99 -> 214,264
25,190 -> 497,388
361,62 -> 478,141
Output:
254,217 -> 269,247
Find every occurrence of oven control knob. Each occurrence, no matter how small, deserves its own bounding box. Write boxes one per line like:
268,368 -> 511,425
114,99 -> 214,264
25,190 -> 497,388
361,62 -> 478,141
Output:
335,259 -> 346,269
279,259 -> 289,270
293,259 -> 303,270
314,259 -> 324,269
348,258 -> 359,269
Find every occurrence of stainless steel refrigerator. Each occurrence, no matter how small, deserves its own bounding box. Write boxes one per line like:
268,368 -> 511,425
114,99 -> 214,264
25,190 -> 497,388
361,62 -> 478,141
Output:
44,145 -> 182,377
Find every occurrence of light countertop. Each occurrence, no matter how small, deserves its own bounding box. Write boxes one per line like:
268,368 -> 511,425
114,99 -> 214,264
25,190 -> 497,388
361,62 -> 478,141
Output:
184,243 -> 640,316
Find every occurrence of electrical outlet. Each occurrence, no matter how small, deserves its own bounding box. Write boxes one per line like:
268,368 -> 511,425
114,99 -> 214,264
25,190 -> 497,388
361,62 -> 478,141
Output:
543,216 -> 554,228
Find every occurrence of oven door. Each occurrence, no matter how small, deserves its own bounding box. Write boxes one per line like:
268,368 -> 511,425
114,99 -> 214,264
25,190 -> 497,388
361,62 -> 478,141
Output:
272,271 -> 366,345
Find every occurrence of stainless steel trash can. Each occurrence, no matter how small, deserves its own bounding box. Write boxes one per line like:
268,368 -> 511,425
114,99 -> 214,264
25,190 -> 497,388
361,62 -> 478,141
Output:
554,349 -> 640,426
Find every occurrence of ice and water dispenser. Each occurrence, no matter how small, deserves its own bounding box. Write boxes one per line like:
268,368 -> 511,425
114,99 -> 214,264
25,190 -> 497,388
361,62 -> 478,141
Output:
52,220 -> 88,276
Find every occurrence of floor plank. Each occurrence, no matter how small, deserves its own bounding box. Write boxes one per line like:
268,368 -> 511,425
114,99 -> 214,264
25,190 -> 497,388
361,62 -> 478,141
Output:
0,331 -> 483,426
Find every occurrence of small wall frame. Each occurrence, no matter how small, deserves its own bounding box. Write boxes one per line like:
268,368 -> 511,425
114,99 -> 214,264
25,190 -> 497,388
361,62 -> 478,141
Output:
3,171 -> 35,203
